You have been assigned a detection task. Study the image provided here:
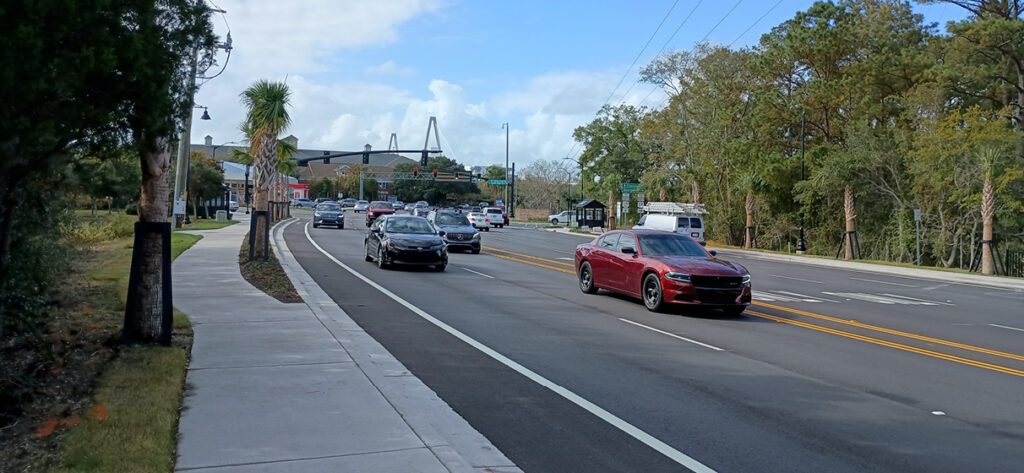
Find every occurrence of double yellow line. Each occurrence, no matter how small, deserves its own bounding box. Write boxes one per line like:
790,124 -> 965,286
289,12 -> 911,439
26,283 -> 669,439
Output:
481,245 -> 1024,378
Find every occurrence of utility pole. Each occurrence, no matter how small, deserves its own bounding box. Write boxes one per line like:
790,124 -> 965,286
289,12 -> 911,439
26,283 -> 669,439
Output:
499,120 -> 507,205
171,46 -> 198,229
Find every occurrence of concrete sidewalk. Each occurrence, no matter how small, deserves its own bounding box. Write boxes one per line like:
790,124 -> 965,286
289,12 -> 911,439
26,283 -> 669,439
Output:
172,213 -> 519,472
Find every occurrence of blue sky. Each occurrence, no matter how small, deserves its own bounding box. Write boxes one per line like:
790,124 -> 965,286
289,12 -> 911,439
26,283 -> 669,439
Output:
194,0 -> 967,169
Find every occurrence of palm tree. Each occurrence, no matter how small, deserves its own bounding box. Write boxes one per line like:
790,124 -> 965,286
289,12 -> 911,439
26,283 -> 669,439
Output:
735,170 -> 767,249
240,80 -> 292,260
974,144 -> 1003,275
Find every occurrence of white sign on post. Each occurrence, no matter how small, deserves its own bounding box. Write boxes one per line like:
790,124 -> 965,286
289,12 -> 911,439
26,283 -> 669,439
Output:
914,208 -> 921,222
173,199 -> 186,215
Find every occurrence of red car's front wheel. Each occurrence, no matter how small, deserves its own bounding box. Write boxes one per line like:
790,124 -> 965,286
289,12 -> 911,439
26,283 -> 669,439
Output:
643,273 -> 664,312
578,261 -> 597,294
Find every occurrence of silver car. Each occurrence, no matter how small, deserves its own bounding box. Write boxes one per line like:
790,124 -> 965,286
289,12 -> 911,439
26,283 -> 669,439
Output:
353,200 -> 370,213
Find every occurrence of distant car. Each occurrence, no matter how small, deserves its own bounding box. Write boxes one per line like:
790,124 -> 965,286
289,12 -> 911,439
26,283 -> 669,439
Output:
353,200 -> 370,212
459,203 -> 470,210
314,198 -> 332,204
549,210 -> 572,225
575,230 -> 751,314
428,211 -> 480,254
366,201 -> 395,227
413,207 -> 430,218
393,201 -> 405,210
293,198 -> 316,208
466,212 -> 490,231
313,202 -> 344,229
339,198 -> 357,208
483,207 -> 505,228
229,200 -> 239,212
365,215 -> 447,271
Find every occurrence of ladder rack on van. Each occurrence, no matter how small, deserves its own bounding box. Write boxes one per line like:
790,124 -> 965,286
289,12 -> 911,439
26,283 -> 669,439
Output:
641,202 -> 707,215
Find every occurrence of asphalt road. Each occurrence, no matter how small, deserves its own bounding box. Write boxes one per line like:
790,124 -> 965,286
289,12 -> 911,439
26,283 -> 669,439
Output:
284,209 -> 1024,473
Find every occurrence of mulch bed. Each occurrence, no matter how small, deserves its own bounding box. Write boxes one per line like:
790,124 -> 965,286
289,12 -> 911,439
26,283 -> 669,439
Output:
238,234 -> 302,304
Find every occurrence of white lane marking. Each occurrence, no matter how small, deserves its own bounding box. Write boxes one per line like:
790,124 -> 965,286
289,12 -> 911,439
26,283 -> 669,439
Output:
618,318 -> 724,351
932,411 -> 946,416
989,324 -> 1024,333
849,277 -> 917,288
881,293 -> 954,306
557,257 -> 574,261
302,222 -> 716,473
768,274 -> 823,284
922,283 -> 949,291
822,292 -> 941,305
462,267 -> 495,279
776,290 -> 840,303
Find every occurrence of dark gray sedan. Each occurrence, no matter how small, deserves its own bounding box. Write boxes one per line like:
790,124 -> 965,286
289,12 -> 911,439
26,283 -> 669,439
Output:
428,211 -> 480,254
313,202 -> 344,229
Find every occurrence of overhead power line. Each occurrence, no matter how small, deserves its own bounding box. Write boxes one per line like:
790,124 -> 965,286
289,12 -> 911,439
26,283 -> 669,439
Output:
727,0 -> 782,47
616,0 -> 705,105
599,0 -> 682,110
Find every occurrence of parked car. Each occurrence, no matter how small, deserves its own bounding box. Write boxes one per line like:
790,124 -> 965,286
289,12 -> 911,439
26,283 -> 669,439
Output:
483,207 -> 505,228
404,203 -> 416,212
428,211 -> 480,253
574,230 -> 750,314
549,210 -> 572,225
392,201 -> 405,210
366,201 -> 395,227
413,207 -> 430,218
466,212 -> 490,231
293,198 -> 316,208
313,202 -> 345,229
229,200 -> 239,212
364,215 -> 447,271
314,198 -> 332,205
339,198 -> 357,208
353,200 -> 370,212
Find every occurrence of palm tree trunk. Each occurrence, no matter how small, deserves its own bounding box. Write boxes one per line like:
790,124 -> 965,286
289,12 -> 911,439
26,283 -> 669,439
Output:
608,191 -> 616,230
744,189 -> 754,249
981,175 -> 995,275
692,181 -> 702,204
252,129 -> 277,259
844,185 -> 856,260
125,137 -> 172,343
659,188 -> 667,202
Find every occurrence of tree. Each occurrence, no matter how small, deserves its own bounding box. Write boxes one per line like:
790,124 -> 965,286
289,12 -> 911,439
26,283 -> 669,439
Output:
71,148 -> 142,213
310,178 -> 334,199
187,152 -> 225,218
240,80 -> 292,260
573,104 -> 650,221
392,157 -> 478,204
335,165 -> 378,201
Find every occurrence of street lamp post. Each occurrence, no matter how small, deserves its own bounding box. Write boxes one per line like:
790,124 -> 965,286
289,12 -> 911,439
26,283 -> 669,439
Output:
502,123 -> 509,207
784,111 -> 807,254
182,105 -> 212,225
562,157 -> 583,210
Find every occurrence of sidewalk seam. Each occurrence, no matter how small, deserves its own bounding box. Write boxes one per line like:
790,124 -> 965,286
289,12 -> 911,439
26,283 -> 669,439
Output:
176,445 -> 435,471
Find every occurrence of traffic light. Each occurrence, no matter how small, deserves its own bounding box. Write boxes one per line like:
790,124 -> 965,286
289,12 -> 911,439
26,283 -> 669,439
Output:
413,167 -> 418,177
454,172 -> 459,180
432,169 -> 438,179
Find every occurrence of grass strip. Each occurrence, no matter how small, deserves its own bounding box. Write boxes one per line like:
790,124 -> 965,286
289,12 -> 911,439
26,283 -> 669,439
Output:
173,219 -> 237,231
45,230 -> 201,473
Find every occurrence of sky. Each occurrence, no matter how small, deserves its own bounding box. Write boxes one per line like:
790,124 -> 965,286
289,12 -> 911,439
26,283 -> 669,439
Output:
193,0 -> 967,169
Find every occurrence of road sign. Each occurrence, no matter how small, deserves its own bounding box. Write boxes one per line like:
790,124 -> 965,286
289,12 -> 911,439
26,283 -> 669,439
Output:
488,179 -> 508,185
622,182 -> 641,193
914,208 -> 921,222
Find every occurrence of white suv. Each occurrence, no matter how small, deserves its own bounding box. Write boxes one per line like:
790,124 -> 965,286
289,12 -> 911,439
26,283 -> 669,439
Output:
548,210 -> 572,225
483,207 -> 505,228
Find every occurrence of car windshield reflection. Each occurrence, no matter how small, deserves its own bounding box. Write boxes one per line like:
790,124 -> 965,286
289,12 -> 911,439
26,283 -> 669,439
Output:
436,214 -> 469,226
386,218 -> 437,234
318,204 -> 341,211
637,234 -> 707,257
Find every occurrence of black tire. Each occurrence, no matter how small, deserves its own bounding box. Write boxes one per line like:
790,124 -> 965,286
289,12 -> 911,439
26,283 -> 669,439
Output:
578,261 -> 598,294
551,219 -> 558,225
313,223 -> 320,228
364,241 -> 373,262
484,227 -> 489,232
471,248 -> 480,255
377,246 -> 388,269
435,264 -> 446,272
642,273 -> 664,312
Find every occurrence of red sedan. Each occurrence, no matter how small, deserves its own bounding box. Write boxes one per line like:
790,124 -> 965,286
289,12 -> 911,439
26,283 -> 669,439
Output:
575,230 -> 751,314
365,201 -> 395,227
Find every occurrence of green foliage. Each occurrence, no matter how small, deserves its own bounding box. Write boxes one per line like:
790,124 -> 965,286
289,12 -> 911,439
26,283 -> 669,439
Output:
70,148 -> 142,210
310,178 -> 334,199
62,213 -> 137,245
187,152 -> 225,210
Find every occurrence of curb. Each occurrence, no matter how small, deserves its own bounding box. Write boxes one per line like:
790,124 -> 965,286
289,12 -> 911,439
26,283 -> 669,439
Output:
271,218 -> 522,473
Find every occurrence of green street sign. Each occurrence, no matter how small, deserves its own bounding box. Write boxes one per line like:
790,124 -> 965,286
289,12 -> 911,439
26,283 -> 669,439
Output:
488,179 -> 508,185
622,182 -> 641,193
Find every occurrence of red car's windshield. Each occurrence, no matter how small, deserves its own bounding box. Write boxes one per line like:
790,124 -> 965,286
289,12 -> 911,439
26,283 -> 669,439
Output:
636,234 -> 707,257
370,202 -> 392,210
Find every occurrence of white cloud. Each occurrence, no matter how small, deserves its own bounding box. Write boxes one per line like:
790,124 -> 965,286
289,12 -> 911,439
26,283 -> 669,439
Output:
365,60 -> 415,77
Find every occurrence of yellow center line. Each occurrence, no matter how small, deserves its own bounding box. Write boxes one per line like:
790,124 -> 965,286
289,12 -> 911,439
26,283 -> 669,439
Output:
753,301 -> 1024,363
482,246 -> 576,268
482,251 -> 576,274
747,310 -> 1024,378
482,245 -> 1024,378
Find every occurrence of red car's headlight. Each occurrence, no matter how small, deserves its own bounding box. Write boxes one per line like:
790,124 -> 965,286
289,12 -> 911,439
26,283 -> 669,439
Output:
665,272 -> 691,283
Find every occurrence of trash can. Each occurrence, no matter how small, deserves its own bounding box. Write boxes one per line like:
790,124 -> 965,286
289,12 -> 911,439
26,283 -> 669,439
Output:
216,210 -> 228,222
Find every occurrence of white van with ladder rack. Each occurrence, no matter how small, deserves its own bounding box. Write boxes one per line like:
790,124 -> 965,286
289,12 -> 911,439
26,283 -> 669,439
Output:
632,202 -> 707,243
